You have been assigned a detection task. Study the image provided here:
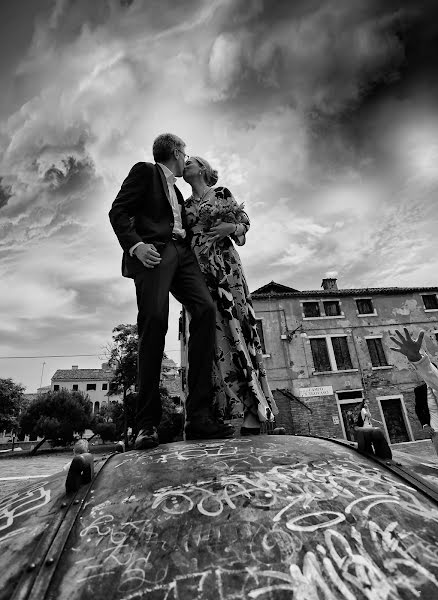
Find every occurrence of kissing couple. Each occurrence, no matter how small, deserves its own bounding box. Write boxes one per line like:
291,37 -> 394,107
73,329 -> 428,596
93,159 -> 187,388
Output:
109,133 -> 277,449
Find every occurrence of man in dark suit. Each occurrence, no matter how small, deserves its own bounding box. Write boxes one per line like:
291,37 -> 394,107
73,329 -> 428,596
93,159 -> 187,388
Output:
109,133 -> 233,448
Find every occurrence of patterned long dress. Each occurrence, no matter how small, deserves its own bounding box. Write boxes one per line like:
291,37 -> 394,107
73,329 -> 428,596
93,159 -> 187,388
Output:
185,186 -> 278,423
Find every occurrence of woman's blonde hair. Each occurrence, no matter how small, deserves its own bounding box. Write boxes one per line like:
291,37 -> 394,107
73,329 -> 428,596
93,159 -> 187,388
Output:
192,156 -> 218,186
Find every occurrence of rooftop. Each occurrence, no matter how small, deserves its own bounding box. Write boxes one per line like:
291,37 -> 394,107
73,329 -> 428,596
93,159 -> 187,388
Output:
252,280 -> 438,299
52,367 -> 114,382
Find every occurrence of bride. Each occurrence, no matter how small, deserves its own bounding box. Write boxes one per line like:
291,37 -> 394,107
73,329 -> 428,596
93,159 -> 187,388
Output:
183,155 -> 278,435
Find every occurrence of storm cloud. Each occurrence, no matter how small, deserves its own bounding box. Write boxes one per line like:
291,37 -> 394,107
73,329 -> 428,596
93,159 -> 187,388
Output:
1,0 -> 438,390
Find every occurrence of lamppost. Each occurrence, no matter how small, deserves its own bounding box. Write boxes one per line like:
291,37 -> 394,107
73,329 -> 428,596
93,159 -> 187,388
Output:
40,361 -> 46,389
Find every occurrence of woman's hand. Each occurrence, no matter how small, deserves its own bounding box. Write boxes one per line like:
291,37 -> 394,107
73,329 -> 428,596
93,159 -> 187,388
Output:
389,328 -> 424,362
206,221 -> 236,242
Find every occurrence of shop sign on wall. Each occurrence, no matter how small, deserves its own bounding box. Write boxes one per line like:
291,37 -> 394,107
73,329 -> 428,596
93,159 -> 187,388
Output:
298,385 -> 333,398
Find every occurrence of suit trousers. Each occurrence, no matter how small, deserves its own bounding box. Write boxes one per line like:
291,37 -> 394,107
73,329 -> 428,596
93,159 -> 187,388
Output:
134,239 -> 216,430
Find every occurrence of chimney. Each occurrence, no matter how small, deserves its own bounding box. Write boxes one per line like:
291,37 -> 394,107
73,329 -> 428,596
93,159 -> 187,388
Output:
72,365 -> 78,370
321,277 -> 338,291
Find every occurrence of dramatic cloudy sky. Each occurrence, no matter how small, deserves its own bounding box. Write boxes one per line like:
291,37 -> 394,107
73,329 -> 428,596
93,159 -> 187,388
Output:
1,0 -> 438,392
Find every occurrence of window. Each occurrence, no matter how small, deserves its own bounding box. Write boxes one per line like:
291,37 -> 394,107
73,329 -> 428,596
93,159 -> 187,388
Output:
256,319 -> 267,354
323,300 -> 341,317
310,336 -> 353,372
53,384 -> 59,391
303,302 -> 320,318
310,338 -> 331,371
422,294 -> 438,310
86,383 -> 96,391
366,338 -> 388,367
94,401 -> 100,414
331,337 -> 353,370
102,383 -> 108,391
356,298 -> 374,315
72,384 -> 78,391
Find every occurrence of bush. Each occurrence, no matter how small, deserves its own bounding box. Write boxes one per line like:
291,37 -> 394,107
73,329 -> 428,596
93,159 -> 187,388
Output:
157,394 -> 184,443
95,422 -> 117,443
20,389 -> 93,446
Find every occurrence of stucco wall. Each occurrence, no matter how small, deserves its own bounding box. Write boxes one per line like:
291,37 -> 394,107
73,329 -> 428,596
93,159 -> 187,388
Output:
254,291 -> 438,442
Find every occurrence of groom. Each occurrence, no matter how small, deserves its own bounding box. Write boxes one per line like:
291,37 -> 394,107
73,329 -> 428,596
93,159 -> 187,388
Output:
109,133 -> 233,448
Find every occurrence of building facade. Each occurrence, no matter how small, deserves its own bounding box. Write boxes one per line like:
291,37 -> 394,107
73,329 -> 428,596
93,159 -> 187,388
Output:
250,278 -> 438,444
51,363 -> 120,414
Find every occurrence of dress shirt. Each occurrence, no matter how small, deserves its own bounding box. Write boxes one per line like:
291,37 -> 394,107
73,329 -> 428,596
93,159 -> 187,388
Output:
129,162 -> 186,256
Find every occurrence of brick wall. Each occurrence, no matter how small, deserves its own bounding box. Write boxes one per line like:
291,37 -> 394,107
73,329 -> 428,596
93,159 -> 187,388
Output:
272,390 -> 294,433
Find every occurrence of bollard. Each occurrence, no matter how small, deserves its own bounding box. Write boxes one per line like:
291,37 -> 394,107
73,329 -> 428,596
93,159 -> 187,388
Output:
115,441 -> 125,453
272,427 -> 286,435
65,452 -> 94,493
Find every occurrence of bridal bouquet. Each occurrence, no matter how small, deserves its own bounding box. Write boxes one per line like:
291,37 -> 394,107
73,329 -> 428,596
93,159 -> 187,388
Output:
198,196 -> 246,231
197,195 -> 246,256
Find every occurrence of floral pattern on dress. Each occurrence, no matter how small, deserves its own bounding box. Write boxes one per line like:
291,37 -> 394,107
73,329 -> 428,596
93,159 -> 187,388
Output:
185,186 -> 278,422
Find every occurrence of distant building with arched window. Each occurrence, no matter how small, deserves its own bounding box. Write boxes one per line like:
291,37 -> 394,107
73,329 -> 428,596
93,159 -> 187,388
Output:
51,363 -> 121,413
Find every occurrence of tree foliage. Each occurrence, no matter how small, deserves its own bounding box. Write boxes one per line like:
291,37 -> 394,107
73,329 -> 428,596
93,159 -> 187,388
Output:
106,324 -> 138,398
94,421 -> 117,443
104,322 -> 173,444
0,378 -> 26,432
105,324 -> 138,445
19,389 -> 93,446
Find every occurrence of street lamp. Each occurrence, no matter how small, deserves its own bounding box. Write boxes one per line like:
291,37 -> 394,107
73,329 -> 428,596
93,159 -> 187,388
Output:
40,361 -> 46,389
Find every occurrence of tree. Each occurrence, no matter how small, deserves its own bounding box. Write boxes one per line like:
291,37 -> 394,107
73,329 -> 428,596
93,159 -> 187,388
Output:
105,324 -> 139,446
94,421 -> 117,443
19,389 -> 93,451
105,323 -> 174,446
0,378 -> 26,434
103,395 -> 137,440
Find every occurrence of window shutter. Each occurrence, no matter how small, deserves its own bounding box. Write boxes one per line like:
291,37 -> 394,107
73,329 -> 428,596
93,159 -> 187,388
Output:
310,338 -> 331,371
366,338 -> 387,367
303,302 -> 320,317
332,337 -> 353,370
323,301 -> 341,316
357,299 -> 373,314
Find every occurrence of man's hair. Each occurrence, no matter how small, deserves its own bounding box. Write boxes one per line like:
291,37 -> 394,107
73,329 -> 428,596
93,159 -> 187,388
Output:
153,133 -> 185,163
73,439 -> 89,454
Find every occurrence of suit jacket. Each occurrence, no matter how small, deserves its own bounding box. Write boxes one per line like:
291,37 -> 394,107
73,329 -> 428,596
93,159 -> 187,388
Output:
109,162 -> 187,278
414,383 -> 430,427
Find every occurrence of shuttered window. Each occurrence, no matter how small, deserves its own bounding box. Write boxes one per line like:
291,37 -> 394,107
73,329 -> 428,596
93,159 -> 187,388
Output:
310,338 -> 332,372
310,336 -> 353,372
303,302 -> 320,317
323,301 -> 341,316
331,337 -> 353,370
356,299 -> 374,314
366,338 -> 388,367
423,294 -> 438,310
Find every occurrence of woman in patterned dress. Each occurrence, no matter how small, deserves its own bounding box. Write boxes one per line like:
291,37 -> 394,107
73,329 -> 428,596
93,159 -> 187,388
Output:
183,156 -> 278,435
